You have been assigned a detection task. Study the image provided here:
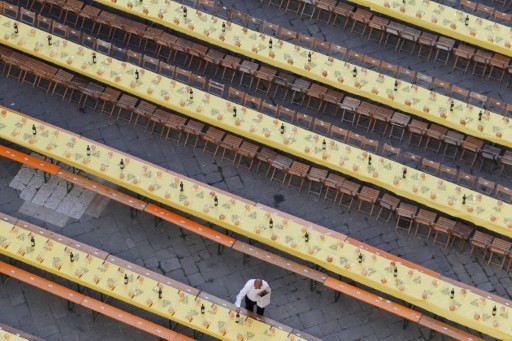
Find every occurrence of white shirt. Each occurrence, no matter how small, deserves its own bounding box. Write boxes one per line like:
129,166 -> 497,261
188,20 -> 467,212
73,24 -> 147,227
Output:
235,279 -> 271,308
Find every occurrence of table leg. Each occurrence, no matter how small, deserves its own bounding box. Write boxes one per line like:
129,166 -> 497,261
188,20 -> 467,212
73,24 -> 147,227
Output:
67,300 -> 75,312
217,244 -> 224,255
130,207 -> 138,219
66,181 -> 74,194
43,172 -> 51,183
154,216 -> 162,228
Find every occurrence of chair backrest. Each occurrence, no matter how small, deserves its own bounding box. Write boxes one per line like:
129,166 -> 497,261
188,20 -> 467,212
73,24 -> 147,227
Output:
362,138 -> 379,152
493,11 -> 511,24
329,43 -> 347,59
468,91 -> 487,107
476,177 -> 495,195
228,87 -> 245,104
379,61 -> 398,77
67,28 -> 81,43
296,113 -> 313,129
207,80 -> 224,97
312,119 -> 331,135
195,0 -> 214,13
313,38 -> 330,55
457,171 -> 476,188
298,33 -> 314,49
475,3 -> 494,18
227,8 -> 248,26
244,94 -> 262,110
158,61 -> 175,79
174,67 -> 192,84
126,49 -> 142,66
36,14 -> 52,32
398,66 -> 415,83
421,158 -> 440,175
403,152 -> 422,168
330,126 -> 348,142
433,78 -> 451,94
347,49 -> 364,63
190,74 -> 206,89
382,143 -> 400,160
495,185 -> 512,203
277,105 -> 295,122
1,2 -> 18,19
450,85 -> 469,100
486,98 -> 506,114
279,27 -> 297,41
439,165 -> 457,181
347,132 -> 365,147
96,39 -> 112,56
262,21 -> 278,36
415,73 -> 432,89
53,22 -> 69,39
261,101 -> 278,117
20,8 -> 36,26
460,0 -> 476,12
363,55 -> 380,70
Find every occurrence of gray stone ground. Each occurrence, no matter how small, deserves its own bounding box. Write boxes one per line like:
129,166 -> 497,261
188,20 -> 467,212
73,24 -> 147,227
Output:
0,0 -> 511,340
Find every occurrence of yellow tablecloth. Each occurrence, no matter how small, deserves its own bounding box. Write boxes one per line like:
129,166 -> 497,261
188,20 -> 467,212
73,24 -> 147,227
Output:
349,0 -> 512,57
0,331 -> 29,341
91,1 -> 512,148
1,108 -> 511,339
0,17 -> 511,238
0,218 -> 304,341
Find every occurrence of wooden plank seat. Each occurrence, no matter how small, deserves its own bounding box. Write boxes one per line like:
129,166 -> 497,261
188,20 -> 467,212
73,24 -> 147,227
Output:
0,261 -> 191,341
418,315 -> 484,341
0,321 -> 43,341
232,241 -> 327,290
144,203 -> 235,250
0,144 -> 60,177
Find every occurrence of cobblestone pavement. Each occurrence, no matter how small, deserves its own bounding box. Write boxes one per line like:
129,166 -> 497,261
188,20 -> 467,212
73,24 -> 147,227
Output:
0,0 -> 511,340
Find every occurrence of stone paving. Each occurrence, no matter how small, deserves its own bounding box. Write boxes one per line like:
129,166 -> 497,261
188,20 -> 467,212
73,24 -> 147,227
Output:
0,0 -> 511,340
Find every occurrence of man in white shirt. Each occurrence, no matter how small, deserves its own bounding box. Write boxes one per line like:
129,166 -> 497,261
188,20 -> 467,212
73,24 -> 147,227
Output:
234,278 -> 271,315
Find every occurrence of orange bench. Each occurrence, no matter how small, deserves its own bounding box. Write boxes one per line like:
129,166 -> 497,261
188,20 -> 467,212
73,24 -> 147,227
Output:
0,261 -> 193,341
144,203 -> 236,253
418,315 -> 484,341
0,144 -> 60,182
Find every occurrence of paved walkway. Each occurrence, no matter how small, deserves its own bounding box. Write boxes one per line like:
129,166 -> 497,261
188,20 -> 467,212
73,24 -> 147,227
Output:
0,0 -> 511,340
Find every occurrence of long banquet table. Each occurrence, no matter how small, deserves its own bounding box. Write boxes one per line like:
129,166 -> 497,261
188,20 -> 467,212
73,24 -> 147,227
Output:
0,107 -> 511,339
1,17 -> 511,239
349,0 -> 512,57
93,0 -> 512,148
0,212 -> 312,341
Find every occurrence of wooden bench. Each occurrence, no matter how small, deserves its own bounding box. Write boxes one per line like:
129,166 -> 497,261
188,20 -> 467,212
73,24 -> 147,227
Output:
0,144 -> 60,182
0,322 -> 43,341
144,203 -> 235,253
232,240 -> 327,290
0,261 -> 191,341
57,169 -> 147,218
418,315 -> 484,341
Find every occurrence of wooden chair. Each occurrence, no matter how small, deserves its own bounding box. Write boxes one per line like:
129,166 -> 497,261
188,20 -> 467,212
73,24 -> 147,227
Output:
384,21 -> 404,50
329,43 -> 347,60
434,37 -> 455,66
442,131 -> 464,159
332,2 -> 353,29
255,147 -> 277,175
420,158 -> 440,175
457,171 -> 476,189
261,101 -> 278,118
149,109 -> 170,138
254,66 -> 276,96
495,184 -> 512,203
228,87 -> 245,104
407,119 -> 428,148
414,209 -> 437,239
306,168 -> 328,198
470,231 -> 493,261
433,78 -> 451,94
475,3 -> 494,18
174,67 -> 192,84
403,152 -> 421,169
236,140 -> 259,170
289,78 -> 311,106
475,177 -> 495,195
272,71 -> 296,100
287,161 -> 310,191
439,165 -> 457,181
362,138 -> 379,153
356,186 -> 380,217
219,134 -> 243,163
305,84 -> 328,111
330,126 -> 348,143
277,106 -> 295,123
36,13 -> 53,32
296,113 -> 313,129
201,127 -> 225,157
339,97 -> 361,125
312,119 -> 331,136
133,101 -> 157,130
298,33 -> 314,49
382,143 -> 400,160
376,194 -> 400,222
379,61 -> 398,77
219,55 -> 241,83
284,0 -> 303,16
338,180 -> 361,210
459,0 -> 476,13
450,85 -> 469,101
243,94 -> 262,111
487,239 -> 512,269
398,67 -> 415,83
450,222 -> 474,252
417,32 -> 438,61
115,94 -> 139,124
269,155 -> 293,185
158,61 -> 175,79
395,203 -> 418,234
452,45 -> 475,74
126,49 -> 142,66
322,173 -> 345,203
349,8 -> 372,37
415,73 -> 432,89
424,124 -> 448,153
366,16 -> 389,44
471,49 -> 492,78
493,10 -> 511,24
460,136 -> 484,166
432,217 -> 456,248
398,27 -> 420,55
322,90 -> 344,115
278,27 -> 297,42
207,80 -> 225,97
488,54 -> 511,82
347,132 -> 365,148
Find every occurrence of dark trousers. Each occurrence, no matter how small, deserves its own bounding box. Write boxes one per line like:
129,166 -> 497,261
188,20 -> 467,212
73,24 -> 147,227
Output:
245,295 -> 265,315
